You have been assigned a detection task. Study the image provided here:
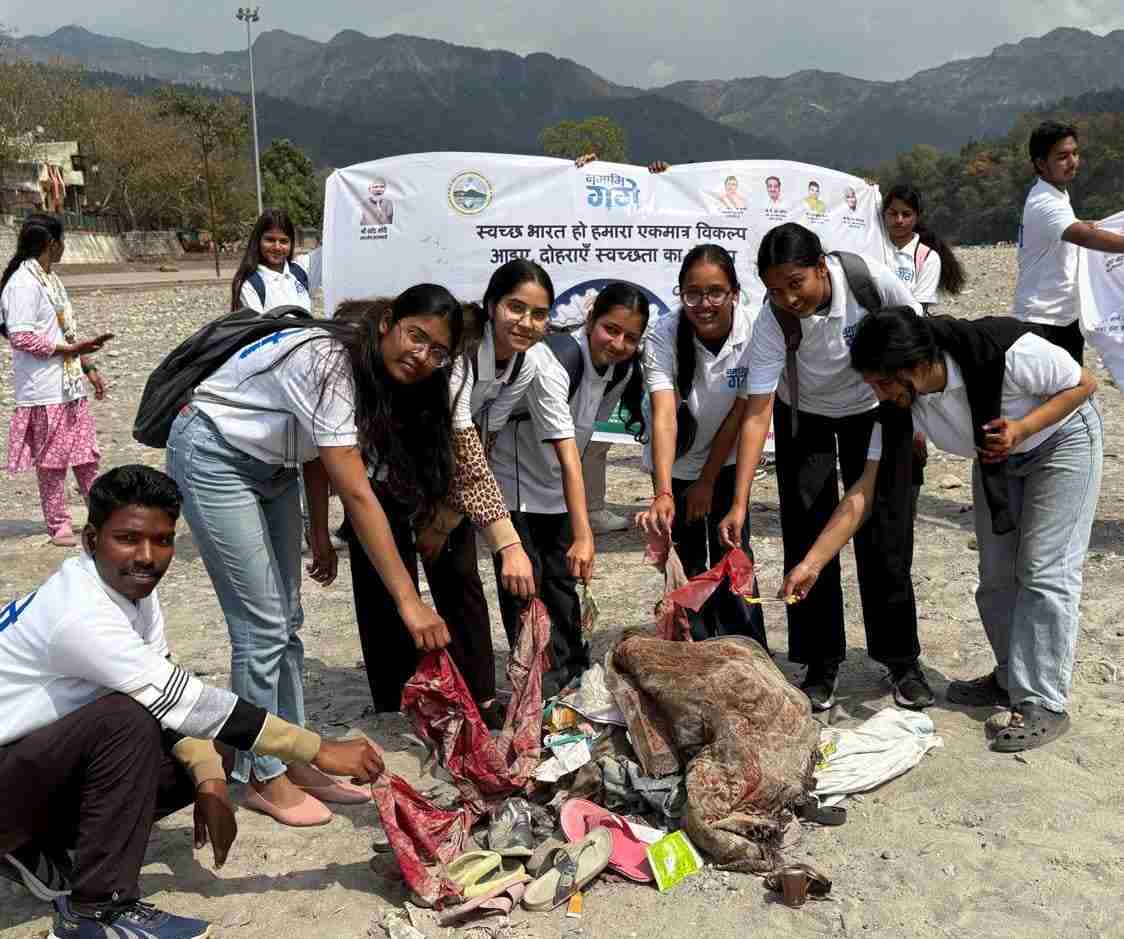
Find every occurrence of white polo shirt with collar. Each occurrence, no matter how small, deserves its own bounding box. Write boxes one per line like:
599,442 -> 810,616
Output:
239,258 -> 315,313
491,331 -> 629,515
911,333 -> 1083,459
448,322 -> 543,436
642,296 -> 758,480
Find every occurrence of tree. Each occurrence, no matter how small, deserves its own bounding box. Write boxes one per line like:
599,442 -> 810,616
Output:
261,138 -> 321,226
155,89 -> 250,275
539,116 -> 628,163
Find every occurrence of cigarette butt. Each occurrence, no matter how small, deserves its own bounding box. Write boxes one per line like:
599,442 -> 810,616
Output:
566,892 -> 583,918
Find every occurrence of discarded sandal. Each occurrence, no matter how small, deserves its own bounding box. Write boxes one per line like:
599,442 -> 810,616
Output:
764,863 -> 832,907
560,798 -> 656,882
440,875 -> 529,925
487,798 -> 536,858
522,828 -> 612,912
990,704 -> 1070,753
464,858 -> 527,900
447,850 -> 502,895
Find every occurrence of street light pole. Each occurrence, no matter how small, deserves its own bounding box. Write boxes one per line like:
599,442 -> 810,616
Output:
236,6 -> 263,215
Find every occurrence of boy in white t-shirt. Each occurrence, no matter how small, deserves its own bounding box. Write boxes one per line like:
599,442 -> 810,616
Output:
1013,121 -> 1124,364
0,466 -> 382,939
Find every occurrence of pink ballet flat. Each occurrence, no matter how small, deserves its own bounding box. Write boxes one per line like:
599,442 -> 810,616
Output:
49,531 -> 78,547
243,786 -> 332,827
288,766 -> 371,805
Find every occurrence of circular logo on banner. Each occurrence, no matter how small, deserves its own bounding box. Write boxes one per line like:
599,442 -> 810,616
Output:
448,171 -> 493,215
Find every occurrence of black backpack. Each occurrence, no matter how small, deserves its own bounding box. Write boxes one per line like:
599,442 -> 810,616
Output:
771,250 -> 881,437
132,304 -> 315,448
245,261 -> 309,308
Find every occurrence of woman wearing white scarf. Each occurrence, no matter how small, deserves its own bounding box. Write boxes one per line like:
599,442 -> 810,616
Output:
1,216 -> 112,545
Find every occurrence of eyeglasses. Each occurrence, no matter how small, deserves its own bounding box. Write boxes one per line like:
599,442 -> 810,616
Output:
500,297 -> 551,327
677,287 -> 732,308
398,322 -> 452,368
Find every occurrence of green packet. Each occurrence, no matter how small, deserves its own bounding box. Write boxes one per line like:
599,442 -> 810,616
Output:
646,830 -> 704,893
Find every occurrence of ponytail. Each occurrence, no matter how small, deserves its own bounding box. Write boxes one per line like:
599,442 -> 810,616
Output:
916,223 -> 967,296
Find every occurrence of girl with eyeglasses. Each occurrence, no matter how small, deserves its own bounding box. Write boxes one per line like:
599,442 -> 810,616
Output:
634,243 -> 766,646
167,285 -> 468,826
409,259 -> 551,721
717,223 -> 928,713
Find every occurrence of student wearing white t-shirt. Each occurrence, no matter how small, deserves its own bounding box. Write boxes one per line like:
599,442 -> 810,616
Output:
230,208 -> 320,314
1013,121 -> 1124,364
848,309 -> 1101,752
634,243 -> 766,646
881,184 -> 966,312
166,287 -> 512,826
489,283 -> 649,696
719,223 -> 929,712
0,466 -> 383,937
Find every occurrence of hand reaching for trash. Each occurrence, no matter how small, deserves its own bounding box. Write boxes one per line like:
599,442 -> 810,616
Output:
781,559 -> 820,603
635,491 -> 675,538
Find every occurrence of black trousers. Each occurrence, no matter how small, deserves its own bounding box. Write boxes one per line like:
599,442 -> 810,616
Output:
345,499 -> 496,713
670,463 -> 768,650
1040,320 -> 1084,365
773,399 -> 919,668
0,694 -> 196,907
493,510 -> 587,699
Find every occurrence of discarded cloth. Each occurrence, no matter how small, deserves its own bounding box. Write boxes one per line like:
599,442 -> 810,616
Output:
606,633 -> 819,873
813,707 -> 944,806
372,599 -> 551,907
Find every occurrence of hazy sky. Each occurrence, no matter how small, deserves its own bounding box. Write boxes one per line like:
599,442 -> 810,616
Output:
7,0 -> 1124,87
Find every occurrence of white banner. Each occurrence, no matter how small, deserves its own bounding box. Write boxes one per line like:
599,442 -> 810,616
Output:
1079,210 -> 1124,386
323,153 -> 884,443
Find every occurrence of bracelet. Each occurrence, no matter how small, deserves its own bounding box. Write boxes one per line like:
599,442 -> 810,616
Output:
651,490 -> 674,503
81,362 -> 97,375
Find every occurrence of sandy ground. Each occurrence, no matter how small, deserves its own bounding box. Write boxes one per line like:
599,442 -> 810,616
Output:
2,247 -> 1123,939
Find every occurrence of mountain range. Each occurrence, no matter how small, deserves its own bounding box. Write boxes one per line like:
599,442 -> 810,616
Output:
10,24 -> 1124,168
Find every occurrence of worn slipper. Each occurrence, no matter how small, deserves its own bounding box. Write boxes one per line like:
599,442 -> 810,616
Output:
447,850 -> 502,894
764,863 -> 833,898
522,828 -> 613,912
947,672 -> 1010,708
526,837 -> 568,878
990,704 -> 1070,752
560,798 -> 655,882
439,877 -> 529,926
464,858 -> 527,900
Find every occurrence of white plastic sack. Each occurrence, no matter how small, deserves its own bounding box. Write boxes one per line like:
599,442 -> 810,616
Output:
813,707 -> 943,805
1078,209 -> 1124,386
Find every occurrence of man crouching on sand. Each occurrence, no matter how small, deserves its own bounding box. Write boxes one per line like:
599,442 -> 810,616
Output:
0,465 -> 383,939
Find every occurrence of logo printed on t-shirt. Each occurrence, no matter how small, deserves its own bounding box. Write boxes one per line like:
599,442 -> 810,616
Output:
238,328 -> 302,359
842,324 -> 858,346
725,366 -> 748,389
0,592 -> 36,634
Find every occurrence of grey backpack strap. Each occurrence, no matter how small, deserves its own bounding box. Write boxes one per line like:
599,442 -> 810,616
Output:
829,251 -> 882,315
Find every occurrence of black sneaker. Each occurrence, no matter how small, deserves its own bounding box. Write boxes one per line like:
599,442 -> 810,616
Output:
800,663 -> 839,711
49,896 -> 210,939
1,846 -> 72,901
890,662 -> 936,710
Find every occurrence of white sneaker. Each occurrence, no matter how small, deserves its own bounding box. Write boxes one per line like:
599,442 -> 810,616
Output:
588,510 -> 630,534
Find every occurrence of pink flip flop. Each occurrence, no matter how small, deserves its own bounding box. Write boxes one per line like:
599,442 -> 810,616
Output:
559,798 -> 655,883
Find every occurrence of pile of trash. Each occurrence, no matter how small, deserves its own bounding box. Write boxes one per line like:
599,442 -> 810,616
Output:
370,546 -> 942,931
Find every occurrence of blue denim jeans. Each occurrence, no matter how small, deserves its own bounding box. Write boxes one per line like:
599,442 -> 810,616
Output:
166,406 -> 306,783
973,400 -> 1103,713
